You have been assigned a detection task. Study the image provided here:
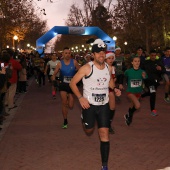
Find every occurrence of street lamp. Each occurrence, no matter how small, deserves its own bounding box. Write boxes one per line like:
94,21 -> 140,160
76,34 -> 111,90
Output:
124,41 -> 128,45
113,36 -> 117,41
13,35 -> 18,49
27,43 -> 30,48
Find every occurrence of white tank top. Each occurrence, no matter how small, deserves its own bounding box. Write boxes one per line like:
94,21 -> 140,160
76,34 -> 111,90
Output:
82,61 -> 110,105
47,60 -> 60,76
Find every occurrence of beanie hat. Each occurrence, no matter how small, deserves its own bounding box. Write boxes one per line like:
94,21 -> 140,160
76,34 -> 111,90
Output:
105,51 -> 115,61
115,46 -> 121,51
92,39 -> 106,53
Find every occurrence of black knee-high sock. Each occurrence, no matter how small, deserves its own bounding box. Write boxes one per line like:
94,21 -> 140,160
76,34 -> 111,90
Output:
128,106 -> 136,120
150,92 -> 156,111
100,141 -> 110,166
109,110 -> 115,127
64,119 -> 68,125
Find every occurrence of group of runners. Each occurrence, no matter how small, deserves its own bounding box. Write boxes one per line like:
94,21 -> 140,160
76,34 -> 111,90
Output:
41,38 -> 169,170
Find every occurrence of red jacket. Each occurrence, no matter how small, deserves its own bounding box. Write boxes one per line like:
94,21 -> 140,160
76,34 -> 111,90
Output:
9,58 -> 22,84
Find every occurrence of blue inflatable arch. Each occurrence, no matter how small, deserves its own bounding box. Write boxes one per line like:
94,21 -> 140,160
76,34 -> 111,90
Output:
36,26 -> 115,54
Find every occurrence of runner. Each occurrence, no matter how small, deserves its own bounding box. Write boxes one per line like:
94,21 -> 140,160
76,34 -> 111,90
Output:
44,53 -> 60,99
124,55 -> 147,126
52,47 -> 80,129
105,51 -> 116,134
141,49 -> 166,116
70,39 -> 121,170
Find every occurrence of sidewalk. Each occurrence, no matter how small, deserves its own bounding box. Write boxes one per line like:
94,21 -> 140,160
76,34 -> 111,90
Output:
0,78 -> 170,170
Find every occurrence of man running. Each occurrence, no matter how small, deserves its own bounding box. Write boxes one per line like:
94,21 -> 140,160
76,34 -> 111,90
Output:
70,39 -> 121,170
52,47 -> 80,129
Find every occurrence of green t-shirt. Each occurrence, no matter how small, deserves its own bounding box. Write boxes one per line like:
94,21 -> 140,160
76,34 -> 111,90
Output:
124,68 -> 147,93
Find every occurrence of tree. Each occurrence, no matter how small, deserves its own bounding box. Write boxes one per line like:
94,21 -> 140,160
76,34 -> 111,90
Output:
55,0 -> 114,51
111,0 -> 170,52
0,0 -> 48,50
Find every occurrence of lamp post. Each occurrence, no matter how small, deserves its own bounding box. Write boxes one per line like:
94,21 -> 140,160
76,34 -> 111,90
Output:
13,35 -> 18,49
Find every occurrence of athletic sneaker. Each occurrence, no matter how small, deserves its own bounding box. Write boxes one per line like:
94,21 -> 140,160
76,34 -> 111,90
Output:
164,97 -> 170,103
101,166 -> 108,170
62,124 -> 68,129
151,110 -> 158,116
109,127 -> 115,134
124,114 -> 131,126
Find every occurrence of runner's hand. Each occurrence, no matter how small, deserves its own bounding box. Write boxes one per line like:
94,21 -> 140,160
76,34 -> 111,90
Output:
79,97 -> 90,109
114,88 -> 121,97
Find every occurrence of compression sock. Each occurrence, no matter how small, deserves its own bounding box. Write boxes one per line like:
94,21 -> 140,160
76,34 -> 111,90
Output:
100,141 -> 110,167
128,106 -> 136,122
64,119 -> 68,125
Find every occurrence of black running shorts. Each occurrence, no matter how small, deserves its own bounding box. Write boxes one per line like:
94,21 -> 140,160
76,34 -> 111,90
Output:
59,82 -> 73,94
81,103 -> 110,129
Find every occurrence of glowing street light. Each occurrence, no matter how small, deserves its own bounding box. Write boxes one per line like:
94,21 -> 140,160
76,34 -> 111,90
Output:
13,35 -> 18,49
13,35 -> 18,40
124,41 -> 128,45
113,36 -> 117,41
27,43 -> 30,47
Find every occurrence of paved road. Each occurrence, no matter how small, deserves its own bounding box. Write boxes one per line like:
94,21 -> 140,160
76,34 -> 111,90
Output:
0,78 -> 170,170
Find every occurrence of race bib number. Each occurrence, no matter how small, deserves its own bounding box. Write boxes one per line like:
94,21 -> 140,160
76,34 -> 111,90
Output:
149,86 -> 156,93
130,79 -> 142,88
117,61 -> 122,66
92,93 -> 106,103
63,76 -> 72,83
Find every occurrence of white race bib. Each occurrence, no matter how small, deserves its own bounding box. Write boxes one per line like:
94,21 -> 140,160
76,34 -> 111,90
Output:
130,79 -> 142,88
63,76 -> 72,83
92,93 -> 106,104
149,86 -> 156,93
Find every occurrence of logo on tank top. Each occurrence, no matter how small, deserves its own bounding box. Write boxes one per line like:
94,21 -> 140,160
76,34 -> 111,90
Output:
97,77 -> 107,86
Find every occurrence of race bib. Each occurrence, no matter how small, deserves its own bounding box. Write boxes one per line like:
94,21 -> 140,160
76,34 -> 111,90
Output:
92,93 -> 106,103
117,61 -> 122,66
130,79 -> 142,88
149,86 -> 156,93
63,76 -> 72,83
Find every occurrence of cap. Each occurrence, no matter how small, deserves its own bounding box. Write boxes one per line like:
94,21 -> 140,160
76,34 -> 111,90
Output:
105,51 -> 115,61
92,39 -> 106,53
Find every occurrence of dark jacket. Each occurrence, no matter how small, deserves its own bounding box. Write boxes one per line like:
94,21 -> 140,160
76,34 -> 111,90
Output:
141,56 -> 166,82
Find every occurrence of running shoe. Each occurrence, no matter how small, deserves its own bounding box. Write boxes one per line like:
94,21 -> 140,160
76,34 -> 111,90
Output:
124,114 -> 131,126
62,124 -> 68,129
101,166 -> 108,170
151,110 -> 158,116
109,127 -> 115,134
164,97 -> 170,103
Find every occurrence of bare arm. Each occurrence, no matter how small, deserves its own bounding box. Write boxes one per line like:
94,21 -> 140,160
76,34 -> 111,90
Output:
70,64 -> 90,109
44,64 -> 49,75
74,59 -> 81,70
